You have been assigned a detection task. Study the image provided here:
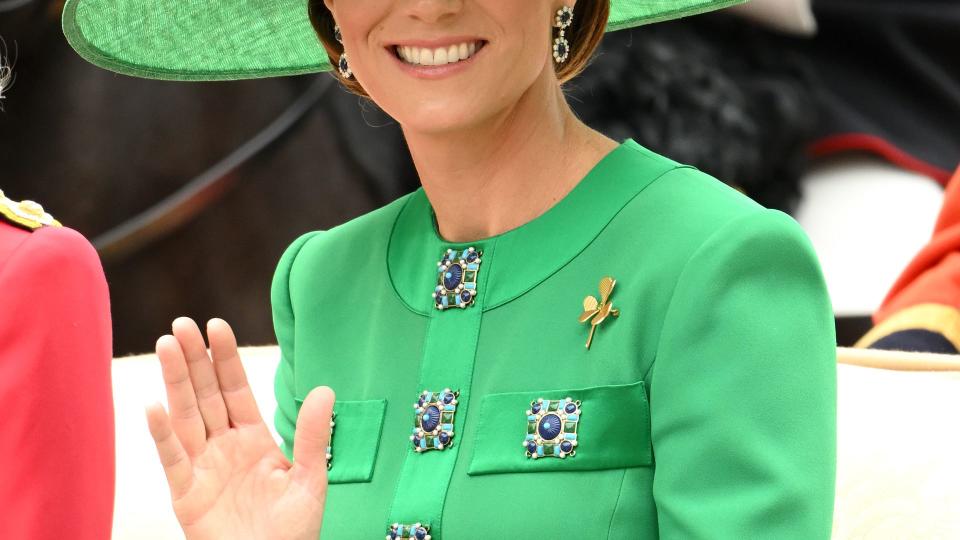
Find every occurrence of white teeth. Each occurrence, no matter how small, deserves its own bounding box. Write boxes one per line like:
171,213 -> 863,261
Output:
420,48 -> 434,66
396,41 -> 483,66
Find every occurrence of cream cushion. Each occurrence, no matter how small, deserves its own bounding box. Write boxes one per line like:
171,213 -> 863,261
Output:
111,346 -> 960,539
834,348 -> 960,539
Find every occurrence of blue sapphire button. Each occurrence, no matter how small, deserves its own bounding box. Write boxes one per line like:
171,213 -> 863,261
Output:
412,389 -> 459,452
387,523 -> 431,540
525,397 -> 581,459
420,405 -> 441,432
442,264 -> 463,290
433,247 -> 482,310
537,413 -> 563,440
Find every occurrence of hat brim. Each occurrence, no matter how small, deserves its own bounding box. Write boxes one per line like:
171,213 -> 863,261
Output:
63,0 -> 746,82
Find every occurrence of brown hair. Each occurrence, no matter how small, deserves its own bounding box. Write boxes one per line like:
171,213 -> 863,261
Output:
307,1 -> 610,97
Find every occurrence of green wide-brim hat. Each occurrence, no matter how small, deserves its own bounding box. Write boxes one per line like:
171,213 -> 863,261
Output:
63,0 -> 746,81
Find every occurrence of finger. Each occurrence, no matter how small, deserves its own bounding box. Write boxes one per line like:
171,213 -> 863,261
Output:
208,318 -> 263,426
156,334 -> 206,456
172,317 -> 230,437
292,386 -> 335,496
146,402 -> 193,500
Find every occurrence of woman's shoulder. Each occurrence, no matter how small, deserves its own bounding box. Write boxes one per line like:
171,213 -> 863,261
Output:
608,146 -> 818,286
619,144 -> 807,252
276,191 -> 415,271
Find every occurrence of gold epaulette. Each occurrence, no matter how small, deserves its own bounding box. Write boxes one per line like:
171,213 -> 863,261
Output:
0,189 -> 63,230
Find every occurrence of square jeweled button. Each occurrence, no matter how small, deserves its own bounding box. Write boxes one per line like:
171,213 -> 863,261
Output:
524,397 -> 581,458
432,247 -> 481,309
411,389 -> 459,452
387,522 -> 431,540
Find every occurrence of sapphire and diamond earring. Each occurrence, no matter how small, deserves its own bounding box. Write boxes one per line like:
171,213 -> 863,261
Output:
333,24 -> 353,79
432,247 -> 482,310
553,5 -> 574,64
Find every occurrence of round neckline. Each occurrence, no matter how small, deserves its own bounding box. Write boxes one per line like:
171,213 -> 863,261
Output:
423,140 -> 633,247
387,138 -> 680,315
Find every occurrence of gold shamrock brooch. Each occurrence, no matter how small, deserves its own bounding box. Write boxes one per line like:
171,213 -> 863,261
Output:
579,276 -> 620,349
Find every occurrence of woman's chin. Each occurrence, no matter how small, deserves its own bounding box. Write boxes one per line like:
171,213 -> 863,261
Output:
390,103 -> 491,136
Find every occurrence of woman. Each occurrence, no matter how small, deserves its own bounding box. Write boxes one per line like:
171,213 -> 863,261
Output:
63,0 -> 837,538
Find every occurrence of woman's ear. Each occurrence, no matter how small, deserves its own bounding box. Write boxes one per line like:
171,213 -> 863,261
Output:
323,0 -> 335,15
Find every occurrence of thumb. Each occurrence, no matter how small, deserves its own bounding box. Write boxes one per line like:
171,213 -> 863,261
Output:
292,386 -> 336,487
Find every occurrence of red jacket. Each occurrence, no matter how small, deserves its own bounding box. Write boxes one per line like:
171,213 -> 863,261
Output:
0,217 -> 114,538
857,165 -> 960,352
874,165 -> 960,323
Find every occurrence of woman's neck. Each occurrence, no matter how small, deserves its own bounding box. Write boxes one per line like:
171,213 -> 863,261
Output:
402,71 -> 617,243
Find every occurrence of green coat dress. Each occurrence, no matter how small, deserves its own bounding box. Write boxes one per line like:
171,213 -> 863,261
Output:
271,139 -> 837,539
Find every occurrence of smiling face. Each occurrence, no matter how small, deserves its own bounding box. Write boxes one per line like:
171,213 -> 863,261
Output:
321,0 -> 569,135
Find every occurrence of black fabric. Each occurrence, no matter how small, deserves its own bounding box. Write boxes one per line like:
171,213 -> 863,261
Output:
571,19 -> 817,214
869,329 -> 959,354
794,0 -> 960,172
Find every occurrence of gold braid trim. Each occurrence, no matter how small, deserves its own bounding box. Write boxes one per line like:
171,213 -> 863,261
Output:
0,190 -> 62,230
854,302 -> 960,351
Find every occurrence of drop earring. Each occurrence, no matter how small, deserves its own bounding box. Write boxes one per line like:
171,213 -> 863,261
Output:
553,5 -> 574,64
333,24 -> 353,79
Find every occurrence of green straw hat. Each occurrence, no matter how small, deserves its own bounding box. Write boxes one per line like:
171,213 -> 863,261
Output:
62,0 -> 746,81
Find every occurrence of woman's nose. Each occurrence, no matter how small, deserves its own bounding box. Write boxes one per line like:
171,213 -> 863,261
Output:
402,0 -> 465,25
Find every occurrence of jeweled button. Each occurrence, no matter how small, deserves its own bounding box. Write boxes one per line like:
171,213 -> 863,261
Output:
387,523 -> 431,540
525,397 -> 581,459
442,264 -> 463,290
537,413 -> 563,440
411,389 -> 459,452
433,247 -> 482,310
420,405 -> 441,432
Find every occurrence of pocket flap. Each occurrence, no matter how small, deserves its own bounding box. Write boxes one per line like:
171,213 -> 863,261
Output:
467,381 -> 651,475
295,398 -> 387,483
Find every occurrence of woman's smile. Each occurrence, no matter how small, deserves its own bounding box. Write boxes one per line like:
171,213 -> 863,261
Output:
387,38 -> 488,80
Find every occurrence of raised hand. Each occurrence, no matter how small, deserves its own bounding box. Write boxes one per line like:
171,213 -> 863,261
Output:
145,317 -> 333,540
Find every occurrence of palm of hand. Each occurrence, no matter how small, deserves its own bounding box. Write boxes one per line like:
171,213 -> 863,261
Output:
146,318 -> 333,540
175,426 -> 314,540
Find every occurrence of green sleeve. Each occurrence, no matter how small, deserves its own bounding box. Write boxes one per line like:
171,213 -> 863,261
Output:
271,231 -> 323,461
650,209 -> 837,539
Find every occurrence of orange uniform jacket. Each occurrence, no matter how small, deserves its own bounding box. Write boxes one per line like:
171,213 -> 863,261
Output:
857,165 -> 960,352
0,218 -> 114,538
